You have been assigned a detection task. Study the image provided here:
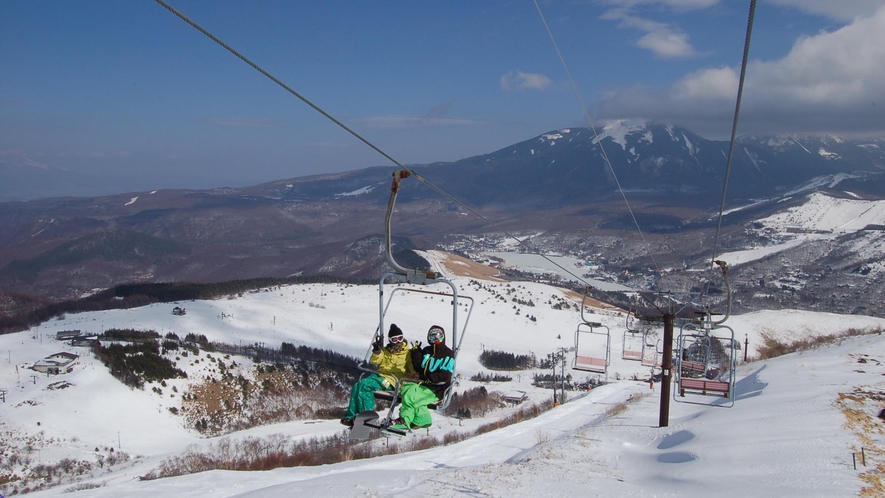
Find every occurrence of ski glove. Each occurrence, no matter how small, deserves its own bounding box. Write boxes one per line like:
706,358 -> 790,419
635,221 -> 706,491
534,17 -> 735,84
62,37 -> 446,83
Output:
372,337 -> 383,354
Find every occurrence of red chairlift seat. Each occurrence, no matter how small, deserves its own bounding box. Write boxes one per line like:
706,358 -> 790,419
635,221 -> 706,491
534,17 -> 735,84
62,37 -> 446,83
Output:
573,355 -> 608,373
680,378 -> 730,397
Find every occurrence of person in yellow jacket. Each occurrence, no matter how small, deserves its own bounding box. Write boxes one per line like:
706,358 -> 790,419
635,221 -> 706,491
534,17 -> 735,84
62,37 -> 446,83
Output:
341,324 -> 414,426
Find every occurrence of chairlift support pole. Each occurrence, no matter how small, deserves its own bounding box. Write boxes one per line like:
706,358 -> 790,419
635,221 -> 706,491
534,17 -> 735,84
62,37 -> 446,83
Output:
659,312 -> 674,427
548,352 -> 558,404
560,348 -> 567,402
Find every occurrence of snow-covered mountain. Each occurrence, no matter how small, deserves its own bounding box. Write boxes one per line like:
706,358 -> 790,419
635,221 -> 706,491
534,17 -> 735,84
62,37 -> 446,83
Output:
5,122 -> 884,207
369,123 -> 885,209
3,122 -> 885,310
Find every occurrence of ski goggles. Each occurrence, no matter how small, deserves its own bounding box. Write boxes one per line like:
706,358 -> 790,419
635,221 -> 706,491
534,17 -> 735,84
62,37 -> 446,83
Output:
389,335 -> 405,343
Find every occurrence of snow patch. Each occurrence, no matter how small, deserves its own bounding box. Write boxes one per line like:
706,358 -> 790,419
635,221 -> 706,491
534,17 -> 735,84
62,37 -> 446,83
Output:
335,183 -> 380,197
594,120 -> 650,150
743,146 -> 762,172
759,192 -> 885,233
818,147 -> 839,159
781,172 -> 866,197
683,134 -> 696,156
717,238 -> 808,266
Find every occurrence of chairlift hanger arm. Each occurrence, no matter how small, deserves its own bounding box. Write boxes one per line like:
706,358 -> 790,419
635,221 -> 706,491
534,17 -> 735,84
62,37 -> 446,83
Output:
712,260 -> 732,325
385,170 -> 438,284
579,287 -> 599,325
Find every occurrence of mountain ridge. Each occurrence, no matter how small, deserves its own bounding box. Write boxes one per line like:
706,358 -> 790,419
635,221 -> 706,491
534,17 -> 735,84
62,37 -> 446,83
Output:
2,123 -> 885,316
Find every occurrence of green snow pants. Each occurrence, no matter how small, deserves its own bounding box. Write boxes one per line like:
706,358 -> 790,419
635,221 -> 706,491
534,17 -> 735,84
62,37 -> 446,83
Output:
345,373 -> 388,419
398,382 -> 440,429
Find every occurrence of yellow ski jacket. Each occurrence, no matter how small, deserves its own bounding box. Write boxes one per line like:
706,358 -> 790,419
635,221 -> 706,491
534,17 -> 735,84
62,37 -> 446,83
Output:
369,344 -> 415,388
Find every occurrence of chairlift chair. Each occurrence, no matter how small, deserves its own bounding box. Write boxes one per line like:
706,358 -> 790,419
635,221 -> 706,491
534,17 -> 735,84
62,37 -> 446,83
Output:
640,327 -> 663,368
572,291 -> 610,374
672,260 -> 738,407
349,170 -> 474,439
673,312 -> 736,408
622,313 -> 644,362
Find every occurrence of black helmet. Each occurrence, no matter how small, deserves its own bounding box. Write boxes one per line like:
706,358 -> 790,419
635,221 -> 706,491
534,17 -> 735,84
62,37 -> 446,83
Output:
427,325 -> 445,344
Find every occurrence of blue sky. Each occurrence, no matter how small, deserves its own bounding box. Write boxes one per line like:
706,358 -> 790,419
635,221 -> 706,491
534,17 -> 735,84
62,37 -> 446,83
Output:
2,0 -> 884,196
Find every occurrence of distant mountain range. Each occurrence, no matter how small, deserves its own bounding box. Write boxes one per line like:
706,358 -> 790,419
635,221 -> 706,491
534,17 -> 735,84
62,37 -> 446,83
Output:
2,122 -> 885,307
235,123 -> 885,210
4,123 -> 885,206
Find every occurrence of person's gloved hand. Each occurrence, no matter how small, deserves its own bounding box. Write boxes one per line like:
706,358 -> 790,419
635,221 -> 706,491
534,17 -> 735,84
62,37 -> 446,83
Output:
411,340 -> 422,350
372,336 -> 383,354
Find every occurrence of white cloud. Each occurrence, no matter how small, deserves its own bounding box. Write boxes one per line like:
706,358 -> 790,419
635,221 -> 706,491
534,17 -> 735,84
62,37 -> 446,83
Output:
672,66 -> 738,99
500,70 -> 553,91
599,5 -> 702,59
596,5 -> 885,137
635,22 -> 697,58
767,0 -> 885,22
597,0 -> 718,10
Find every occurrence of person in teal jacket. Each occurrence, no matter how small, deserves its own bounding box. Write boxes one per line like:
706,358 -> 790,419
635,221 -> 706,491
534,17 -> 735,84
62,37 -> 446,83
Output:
341,324 -> 413,426
390,325 -> 454,431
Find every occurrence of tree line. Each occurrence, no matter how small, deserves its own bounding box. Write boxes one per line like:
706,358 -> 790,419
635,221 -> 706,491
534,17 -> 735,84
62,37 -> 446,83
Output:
478,349 -> 536,370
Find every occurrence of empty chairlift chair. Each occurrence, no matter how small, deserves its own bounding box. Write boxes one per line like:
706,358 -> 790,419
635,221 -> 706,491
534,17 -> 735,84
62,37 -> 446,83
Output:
572,291 -> 610,375
622,316 -> 644,362
640,327 -> 663,368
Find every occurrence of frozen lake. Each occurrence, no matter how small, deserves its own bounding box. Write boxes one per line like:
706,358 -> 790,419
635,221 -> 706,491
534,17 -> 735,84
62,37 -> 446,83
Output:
485,252 -> 633,292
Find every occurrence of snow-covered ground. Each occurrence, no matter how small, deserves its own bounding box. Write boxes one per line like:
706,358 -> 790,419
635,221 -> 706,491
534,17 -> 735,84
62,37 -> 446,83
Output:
718,191 -> 885,268
2,251 -> 884,497
760,192 -> 885,233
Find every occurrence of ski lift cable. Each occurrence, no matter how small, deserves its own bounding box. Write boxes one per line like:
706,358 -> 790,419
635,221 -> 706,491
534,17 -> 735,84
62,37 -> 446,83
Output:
533,0 -> 662,277
153,0 -> 403,170
155,0 -> 604,289
704,0 -> 758,300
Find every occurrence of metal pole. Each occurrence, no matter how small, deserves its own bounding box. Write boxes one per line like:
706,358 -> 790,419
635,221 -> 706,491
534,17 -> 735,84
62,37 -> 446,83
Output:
659,313 -> 674,427
744,335 -> 749,362
560,350 -> 567,403
552,356 -> 557,404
